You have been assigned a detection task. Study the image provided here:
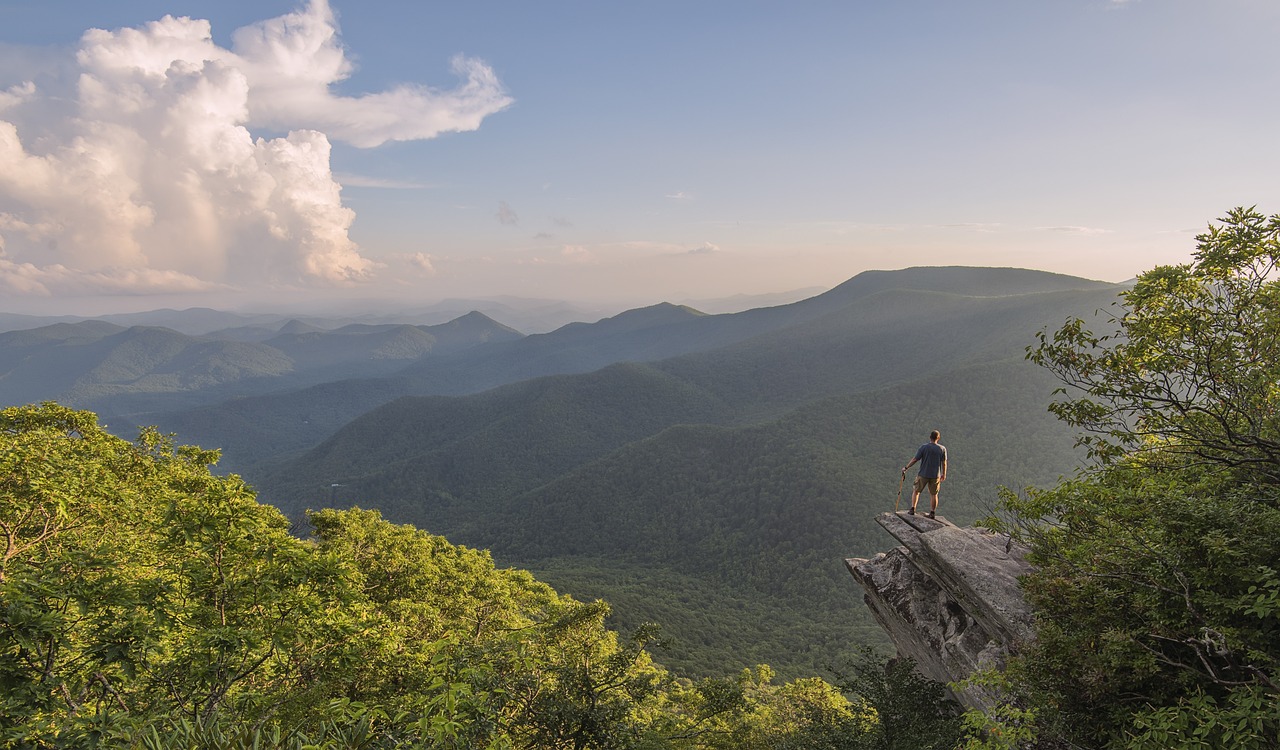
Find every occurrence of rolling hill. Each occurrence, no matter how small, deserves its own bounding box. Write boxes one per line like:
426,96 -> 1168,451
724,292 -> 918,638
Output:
0,322 -> 294,407
256,268 -> 1122,677
0,312 -> 522,432
146,267 -> 1117,476
0,266 -> 1121,678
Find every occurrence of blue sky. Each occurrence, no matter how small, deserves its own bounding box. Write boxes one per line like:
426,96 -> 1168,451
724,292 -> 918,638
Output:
0,0 -> 1277,314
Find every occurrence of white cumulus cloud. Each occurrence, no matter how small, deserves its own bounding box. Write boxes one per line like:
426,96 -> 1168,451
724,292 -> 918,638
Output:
231,2 -> 511,148
0,0 -> 510,298
0,82 -> 35,112
408,252 -> 437,274
0,246 -> 219,296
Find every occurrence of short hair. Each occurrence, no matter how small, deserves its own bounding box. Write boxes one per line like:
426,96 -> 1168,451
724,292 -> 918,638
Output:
929,430 -> 940,441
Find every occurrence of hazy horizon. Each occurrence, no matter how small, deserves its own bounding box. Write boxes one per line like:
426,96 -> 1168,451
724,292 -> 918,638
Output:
0,280 -> 832,320
0,265 -> 1116,321
2,1 -> 1275,316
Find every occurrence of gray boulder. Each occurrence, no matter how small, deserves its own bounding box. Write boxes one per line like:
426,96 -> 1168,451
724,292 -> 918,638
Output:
845,511 -> 1035,710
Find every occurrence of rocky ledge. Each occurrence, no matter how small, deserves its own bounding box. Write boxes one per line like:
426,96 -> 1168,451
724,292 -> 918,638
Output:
845,511 -> 1034,710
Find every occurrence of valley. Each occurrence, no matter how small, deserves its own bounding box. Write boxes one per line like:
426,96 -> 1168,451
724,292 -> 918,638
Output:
0,266 -> 1118,678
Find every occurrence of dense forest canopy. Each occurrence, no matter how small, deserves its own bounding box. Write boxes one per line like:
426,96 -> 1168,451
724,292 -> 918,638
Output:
984,208 -> 1280,749
0,402 -> 961,748
259,275 -> 1107,679
6,218 -> 1280,747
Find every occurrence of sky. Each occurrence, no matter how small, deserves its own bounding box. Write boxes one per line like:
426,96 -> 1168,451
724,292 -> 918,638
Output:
0,0 -> 1278,315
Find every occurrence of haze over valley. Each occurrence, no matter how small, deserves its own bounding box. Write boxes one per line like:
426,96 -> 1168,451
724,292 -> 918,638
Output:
3,1 -> 1278,745
0,265 -> 1117,676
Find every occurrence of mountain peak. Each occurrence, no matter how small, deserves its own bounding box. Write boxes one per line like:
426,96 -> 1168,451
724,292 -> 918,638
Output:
277,319 -> 323,335
425,310 -> 524,341
822,266 -> 1116,303
601,301 -> 706,326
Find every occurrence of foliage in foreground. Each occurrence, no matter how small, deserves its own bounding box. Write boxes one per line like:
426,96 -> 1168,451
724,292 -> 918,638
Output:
980,209 -> 1280,749
0,402 -> 957,748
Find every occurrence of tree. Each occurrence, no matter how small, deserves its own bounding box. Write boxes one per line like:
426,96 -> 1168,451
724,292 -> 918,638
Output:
995,208 -> 1280,748
0,403 -> 359,742
1029,206 -> 1280,486
832,649 -> 961,750
654,664 -> 875,750
1,402 -> 894,749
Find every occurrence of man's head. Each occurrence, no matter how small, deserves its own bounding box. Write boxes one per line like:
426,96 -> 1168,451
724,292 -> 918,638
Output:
929,429 -> 940,442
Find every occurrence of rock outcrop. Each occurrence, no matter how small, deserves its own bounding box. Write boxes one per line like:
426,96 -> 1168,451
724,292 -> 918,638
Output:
845,512 -> 1035,710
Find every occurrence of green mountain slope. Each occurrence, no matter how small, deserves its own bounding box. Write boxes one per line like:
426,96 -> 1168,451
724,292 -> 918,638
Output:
0,313 -> 523,440
394,267 -> 1115,397
79,327 -> 297,395
656,285 -> 1119,415
509,359 -> 1080,679
0,323 -> 294,407
259,272 -> 1117,677
264,362 -> 735,511
265,357 -> 1077,678
264,325 -> 439,368
263,281 -> 1112,516
147,302 -> 723,473
0,322 -> 126,404
151,267 -> 1118,476
264,313 -> 523,370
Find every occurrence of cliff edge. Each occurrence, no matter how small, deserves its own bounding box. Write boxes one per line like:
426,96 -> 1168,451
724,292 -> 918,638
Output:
845,511 -> 1035,710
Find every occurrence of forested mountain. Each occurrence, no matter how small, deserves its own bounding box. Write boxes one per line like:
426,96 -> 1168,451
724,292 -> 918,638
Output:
266,362 -> 735,509
394,266 -> 1116,398
7,403 -> 956,748
6,216 -> 1275,746
141,303 -> 726,474
0,296 -> 619,337
141,267 -> 1117,476
0,312 -> 521,424
508,359 -> 1076,676
263,312 -> 522,371
0,322 -> 294,407
259,269 -> 1122,677
0,266 -> 1124,679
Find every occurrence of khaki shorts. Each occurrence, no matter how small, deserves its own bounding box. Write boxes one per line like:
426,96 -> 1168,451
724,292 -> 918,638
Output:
913,476 -> 940,496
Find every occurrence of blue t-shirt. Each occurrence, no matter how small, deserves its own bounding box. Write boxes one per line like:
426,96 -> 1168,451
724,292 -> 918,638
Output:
914,442 -> 947,478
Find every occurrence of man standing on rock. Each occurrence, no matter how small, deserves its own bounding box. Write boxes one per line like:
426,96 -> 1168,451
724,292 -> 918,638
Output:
902,430 -> 947,519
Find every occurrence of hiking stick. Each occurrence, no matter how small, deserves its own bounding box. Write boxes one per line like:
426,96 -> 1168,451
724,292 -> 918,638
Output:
894,469 -> 906,511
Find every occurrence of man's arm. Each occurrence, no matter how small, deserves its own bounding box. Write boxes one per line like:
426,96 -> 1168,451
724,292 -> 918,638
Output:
903,457 -> 919,473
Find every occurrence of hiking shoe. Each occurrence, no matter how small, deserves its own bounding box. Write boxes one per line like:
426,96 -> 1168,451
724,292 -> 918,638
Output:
926,512 -> 936,519
907,508 -> 915,515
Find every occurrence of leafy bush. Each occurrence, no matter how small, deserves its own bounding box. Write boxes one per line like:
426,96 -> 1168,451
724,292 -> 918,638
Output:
988,208 -> 1280,748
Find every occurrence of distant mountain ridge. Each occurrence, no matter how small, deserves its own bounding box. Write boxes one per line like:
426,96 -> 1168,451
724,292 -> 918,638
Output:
0,312 -> 522,418
262,270 -> 1119,519
0,265 -> 1127,678
0,297 -> 622,337
116,267 -> 1119,476
252,267 -> 1122,676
